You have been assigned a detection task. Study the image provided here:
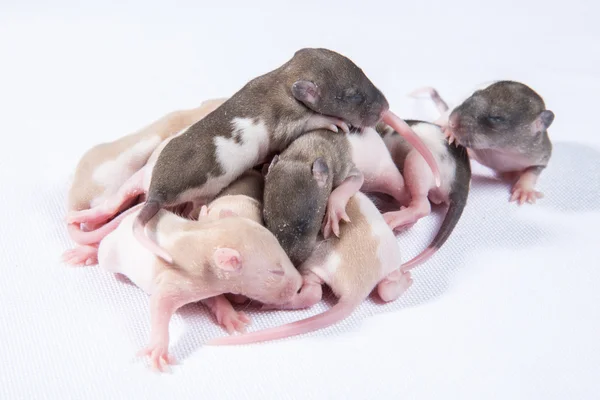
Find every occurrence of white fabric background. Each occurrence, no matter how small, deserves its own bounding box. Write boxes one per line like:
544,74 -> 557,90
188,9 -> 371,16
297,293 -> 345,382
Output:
1,1 -> 599,398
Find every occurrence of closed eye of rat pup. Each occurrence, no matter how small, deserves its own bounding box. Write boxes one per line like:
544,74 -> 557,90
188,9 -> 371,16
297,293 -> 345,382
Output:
378,120 -> 471,270
411,81 -> 554,204
131,47 -> 441,264
206,191 -> 413,346
97,193 -> 302,371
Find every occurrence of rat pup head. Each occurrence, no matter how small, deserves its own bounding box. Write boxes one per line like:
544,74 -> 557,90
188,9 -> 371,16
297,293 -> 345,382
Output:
447,81 -> 554,150
286,48 -> 389,129
210,212 -> 303,306
263,155 -> 332,266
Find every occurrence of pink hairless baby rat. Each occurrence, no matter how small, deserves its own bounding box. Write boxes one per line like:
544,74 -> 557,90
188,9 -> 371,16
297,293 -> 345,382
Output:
377,120 -> 471,270
96,188 -> 302,371
411,81 -> 554,204
62,98 -> 226,261
207,191 -> 412,346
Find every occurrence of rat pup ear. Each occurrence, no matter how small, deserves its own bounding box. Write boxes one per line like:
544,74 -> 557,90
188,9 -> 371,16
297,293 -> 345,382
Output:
312,157 -> 329,187
213,248 -> 242,271
292,80 -> 320,107
533,110 -> 555,132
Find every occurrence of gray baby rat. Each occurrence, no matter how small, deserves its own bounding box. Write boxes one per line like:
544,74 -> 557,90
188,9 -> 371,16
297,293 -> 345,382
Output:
412,81 -> 554,204
262,129 -> 360,265
132,48 -> 389,263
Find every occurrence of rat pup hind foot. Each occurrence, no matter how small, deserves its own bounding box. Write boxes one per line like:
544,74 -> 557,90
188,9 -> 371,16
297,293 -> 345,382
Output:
202,295 -> 251,334
510,167 -> 545,205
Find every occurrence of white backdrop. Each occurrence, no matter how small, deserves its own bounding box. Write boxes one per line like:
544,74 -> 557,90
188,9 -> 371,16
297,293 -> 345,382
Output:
1,1 -> 599,399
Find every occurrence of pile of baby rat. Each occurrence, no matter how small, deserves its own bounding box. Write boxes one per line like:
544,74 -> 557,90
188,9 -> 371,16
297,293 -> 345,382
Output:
61,48 -> 555,372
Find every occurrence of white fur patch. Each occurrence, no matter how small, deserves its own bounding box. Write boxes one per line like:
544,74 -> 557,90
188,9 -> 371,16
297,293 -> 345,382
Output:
410,122 -> 457,196
97,212 -> 158,294
311,252 -> 342,282
189,117 -> 270,200
92,135 -> 162,200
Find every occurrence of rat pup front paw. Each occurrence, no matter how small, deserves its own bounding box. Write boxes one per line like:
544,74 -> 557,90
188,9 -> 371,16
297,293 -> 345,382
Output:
137,340 -> 175,373
510,183 -> 544,205
61,245 -> 98,266
322,195 -> 351,238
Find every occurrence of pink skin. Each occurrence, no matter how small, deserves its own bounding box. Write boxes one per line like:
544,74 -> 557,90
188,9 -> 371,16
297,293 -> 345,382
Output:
206,192 -> 412,346
137,269 -> 215,372
61,244 -> 98,266
136,252 -> 238,372
62,203 -> 144,266
383,150 -> 435,231
322,168 -> 364,238
67,168 -> 146,227
510,169 -> 543,205
208,269 -> 412,346
98,205 -> 302,371
202,295 -> 251,334
377,269 -> 413,301
382,110 -> 441,187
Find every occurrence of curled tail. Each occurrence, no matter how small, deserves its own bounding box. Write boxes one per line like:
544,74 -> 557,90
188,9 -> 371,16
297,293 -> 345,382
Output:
401,190 -> 467,271
67,203 -> 144,245
408,86 -> 449,114
132,200 -> 173,264
207,296 -> 363,346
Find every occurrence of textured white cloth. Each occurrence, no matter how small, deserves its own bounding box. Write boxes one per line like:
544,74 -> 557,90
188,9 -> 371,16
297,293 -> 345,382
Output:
1,1 -> 599,399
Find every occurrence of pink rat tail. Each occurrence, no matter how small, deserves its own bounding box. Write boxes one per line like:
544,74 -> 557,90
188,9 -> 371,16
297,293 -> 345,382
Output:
132,200 -> 173,264
206,296 -> 364,346
382,110 -> 442,187
401,188 -> 468,271
67,203 -> 144,246
407,86 -> 449,114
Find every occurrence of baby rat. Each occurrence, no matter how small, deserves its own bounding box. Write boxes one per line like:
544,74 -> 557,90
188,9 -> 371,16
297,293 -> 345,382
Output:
412,81 -> 554,204
97,203 -> 302,371
378,120 -> 471,269
206,191 -> 413,346
65,98 -> 226,242
263,129 -> 361,266
264,123 -> 423,265
133,47 -> 441,263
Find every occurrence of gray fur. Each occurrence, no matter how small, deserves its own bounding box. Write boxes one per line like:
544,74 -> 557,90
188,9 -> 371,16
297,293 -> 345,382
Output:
263,130 -> 353,265
140,47 -> 388,228
449,80 -> 553,169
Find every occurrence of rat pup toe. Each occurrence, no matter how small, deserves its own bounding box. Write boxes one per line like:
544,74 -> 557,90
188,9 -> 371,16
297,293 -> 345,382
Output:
61,245 -> 98,266
138,342 -> 174,372
377,269 -> 413,302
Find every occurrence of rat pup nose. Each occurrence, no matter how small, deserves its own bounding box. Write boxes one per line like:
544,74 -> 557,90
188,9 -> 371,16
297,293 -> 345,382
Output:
448,113 -> 460,129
